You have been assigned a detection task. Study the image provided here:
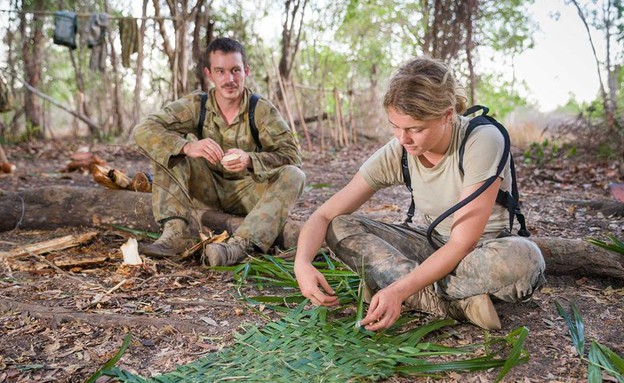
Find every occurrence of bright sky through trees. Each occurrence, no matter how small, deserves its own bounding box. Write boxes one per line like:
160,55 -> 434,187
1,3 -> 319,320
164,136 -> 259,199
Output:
512,0 -> 604,112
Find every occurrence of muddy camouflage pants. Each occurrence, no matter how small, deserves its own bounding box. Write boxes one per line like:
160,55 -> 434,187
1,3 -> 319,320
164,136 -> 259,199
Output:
152,157 -> 305,251
326,215 -> 546,302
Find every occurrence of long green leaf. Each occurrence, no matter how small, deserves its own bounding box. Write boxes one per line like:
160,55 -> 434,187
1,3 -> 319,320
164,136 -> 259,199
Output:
555,301 -> 585,356
494,326 -> 529,382
110,224 -> 159,240
85,332 -> 133,383
588,341 -> 605,383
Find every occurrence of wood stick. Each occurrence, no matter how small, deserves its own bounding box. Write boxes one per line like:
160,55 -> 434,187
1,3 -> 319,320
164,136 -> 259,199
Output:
0,143 -> 8,163
272,58 -> 298,144
318,86 -> 325,152
0,231 -> 99,259
290,81 -> 312,151
15,77 -> 101,132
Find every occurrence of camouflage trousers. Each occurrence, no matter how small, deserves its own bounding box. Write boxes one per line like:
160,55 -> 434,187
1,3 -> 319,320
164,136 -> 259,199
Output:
326,215 -> 546,302
152,157 -> 305,251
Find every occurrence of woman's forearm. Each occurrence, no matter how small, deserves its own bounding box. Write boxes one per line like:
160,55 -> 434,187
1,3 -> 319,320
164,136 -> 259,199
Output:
294,211 -> 331,266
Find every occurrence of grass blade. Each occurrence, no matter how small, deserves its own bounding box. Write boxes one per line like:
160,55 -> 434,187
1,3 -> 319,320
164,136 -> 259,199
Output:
494,326 -> 529,382
555,300 -> 585,356
85,332 -> 133,383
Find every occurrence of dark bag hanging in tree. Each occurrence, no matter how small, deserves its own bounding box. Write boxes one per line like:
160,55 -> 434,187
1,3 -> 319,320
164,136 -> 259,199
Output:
196,92 -> 263,152
53,11 -> 78,50
401,105 -> 530,250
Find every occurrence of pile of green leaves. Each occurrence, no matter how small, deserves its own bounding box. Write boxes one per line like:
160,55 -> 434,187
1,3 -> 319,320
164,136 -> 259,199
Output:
89,254 -> 530,382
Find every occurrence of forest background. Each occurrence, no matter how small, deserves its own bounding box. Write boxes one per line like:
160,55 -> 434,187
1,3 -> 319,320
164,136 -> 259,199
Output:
0,0 -> 623,159
1,1 -> 624,382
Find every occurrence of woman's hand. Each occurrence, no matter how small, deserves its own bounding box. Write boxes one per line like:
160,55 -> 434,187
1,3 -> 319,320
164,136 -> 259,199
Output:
294,262 -> 339,307
359,285 -> 404,331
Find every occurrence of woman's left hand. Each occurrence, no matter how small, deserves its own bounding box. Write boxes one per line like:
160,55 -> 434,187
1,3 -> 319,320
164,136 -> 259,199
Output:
360,286 -> 404,331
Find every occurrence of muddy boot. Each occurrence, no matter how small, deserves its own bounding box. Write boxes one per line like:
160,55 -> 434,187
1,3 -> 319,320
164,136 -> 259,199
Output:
202,236 -> 250,266
448,294 -> 501,330
139,219 -> 194,258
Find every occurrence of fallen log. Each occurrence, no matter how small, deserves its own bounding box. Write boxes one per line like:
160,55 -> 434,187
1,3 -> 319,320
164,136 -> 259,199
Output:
1,186 -> 622,280
563,199 -> 624,217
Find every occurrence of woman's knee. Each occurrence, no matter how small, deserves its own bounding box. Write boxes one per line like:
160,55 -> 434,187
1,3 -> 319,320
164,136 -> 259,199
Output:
485,237 -> 546,301
326,215 -> 366,250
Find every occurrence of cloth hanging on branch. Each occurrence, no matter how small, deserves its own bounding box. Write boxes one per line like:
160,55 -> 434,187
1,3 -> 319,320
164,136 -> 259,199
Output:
119,17 -> 139,68
53,10 -> 78,50
87,13 -> 109,72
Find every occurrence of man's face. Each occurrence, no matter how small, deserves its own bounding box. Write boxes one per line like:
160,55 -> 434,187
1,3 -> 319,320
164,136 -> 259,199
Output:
205,50 -> 249,103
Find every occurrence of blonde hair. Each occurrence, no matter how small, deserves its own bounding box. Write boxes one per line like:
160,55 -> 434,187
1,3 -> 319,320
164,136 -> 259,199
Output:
383,57 -> 467,120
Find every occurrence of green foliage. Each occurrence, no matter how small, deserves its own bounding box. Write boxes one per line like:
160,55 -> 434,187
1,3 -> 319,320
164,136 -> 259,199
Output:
556,301 -> 624,383
475,73 -> 533,120
523,139 -> 558,166
522,138 -> 577,166
479,0 -> 537,55
587,235 -> 624,255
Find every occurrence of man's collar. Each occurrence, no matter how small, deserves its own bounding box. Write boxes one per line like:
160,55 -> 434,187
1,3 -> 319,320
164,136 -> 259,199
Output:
207,87 -> 251,118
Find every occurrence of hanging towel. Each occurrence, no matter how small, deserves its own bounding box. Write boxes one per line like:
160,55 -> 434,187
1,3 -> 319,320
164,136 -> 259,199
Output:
53,10 -> 77,50
119,17 -> 139,68
88,13 -> 109,72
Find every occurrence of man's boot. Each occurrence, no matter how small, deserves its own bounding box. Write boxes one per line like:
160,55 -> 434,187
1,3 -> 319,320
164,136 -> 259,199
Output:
139,219 -> 194,258
202,236 -> 250,266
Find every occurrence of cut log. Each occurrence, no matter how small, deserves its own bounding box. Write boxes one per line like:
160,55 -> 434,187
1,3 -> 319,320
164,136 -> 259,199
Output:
1,186 -> 622,280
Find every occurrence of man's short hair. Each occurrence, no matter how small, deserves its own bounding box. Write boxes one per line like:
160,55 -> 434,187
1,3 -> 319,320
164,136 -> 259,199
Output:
205,37 -> 248,69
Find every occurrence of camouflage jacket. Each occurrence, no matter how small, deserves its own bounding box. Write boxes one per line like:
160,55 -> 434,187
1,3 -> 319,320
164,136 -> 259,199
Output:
133,88 -> 302,181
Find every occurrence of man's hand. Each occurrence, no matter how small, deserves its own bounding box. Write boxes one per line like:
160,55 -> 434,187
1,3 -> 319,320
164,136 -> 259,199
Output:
182,138 -> 224,164
359,286 -> 404,331
221,148 -> 251,172
294,262 -> 339,307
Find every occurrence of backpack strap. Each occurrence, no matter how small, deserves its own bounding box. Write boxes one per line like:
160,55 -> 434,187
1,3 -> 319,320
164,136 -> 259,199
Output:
249,93 -> 262,152
402,105 -> 529,250
196,91 -> 262,152
401,148 -> 415,224
196,92 -> 208,139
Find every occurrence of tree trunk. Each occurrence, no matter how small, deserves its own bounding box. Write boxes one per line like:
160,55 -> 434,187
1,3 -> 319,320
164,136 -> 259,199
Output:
192,0 -> 211,91
133,0 -> 149,126
19,0 -> 45,138
1,186 -> 622,281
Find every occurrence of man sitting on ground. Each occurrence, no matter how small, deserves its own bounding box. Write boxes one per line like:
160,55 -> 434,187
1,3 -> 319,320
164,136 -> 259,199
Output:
133,37 -> 305,266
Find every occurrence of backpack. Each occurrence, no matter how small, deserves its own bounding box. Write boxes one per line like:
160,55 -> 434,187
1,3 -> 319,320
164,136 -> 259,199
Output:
401,105 -> 529,250
53,11 -> 78,50
196,92 -> 262,152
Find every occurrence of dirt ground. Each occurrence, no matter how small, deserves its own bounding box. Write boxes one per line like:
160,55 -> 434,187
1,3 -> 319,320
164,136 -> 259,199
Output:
0,138 -> 623,383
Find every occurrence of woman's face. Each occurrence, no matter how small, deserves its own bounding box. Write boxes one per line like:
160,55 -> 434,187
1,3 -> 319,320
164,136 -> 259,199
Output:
387,107 -> 452,156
